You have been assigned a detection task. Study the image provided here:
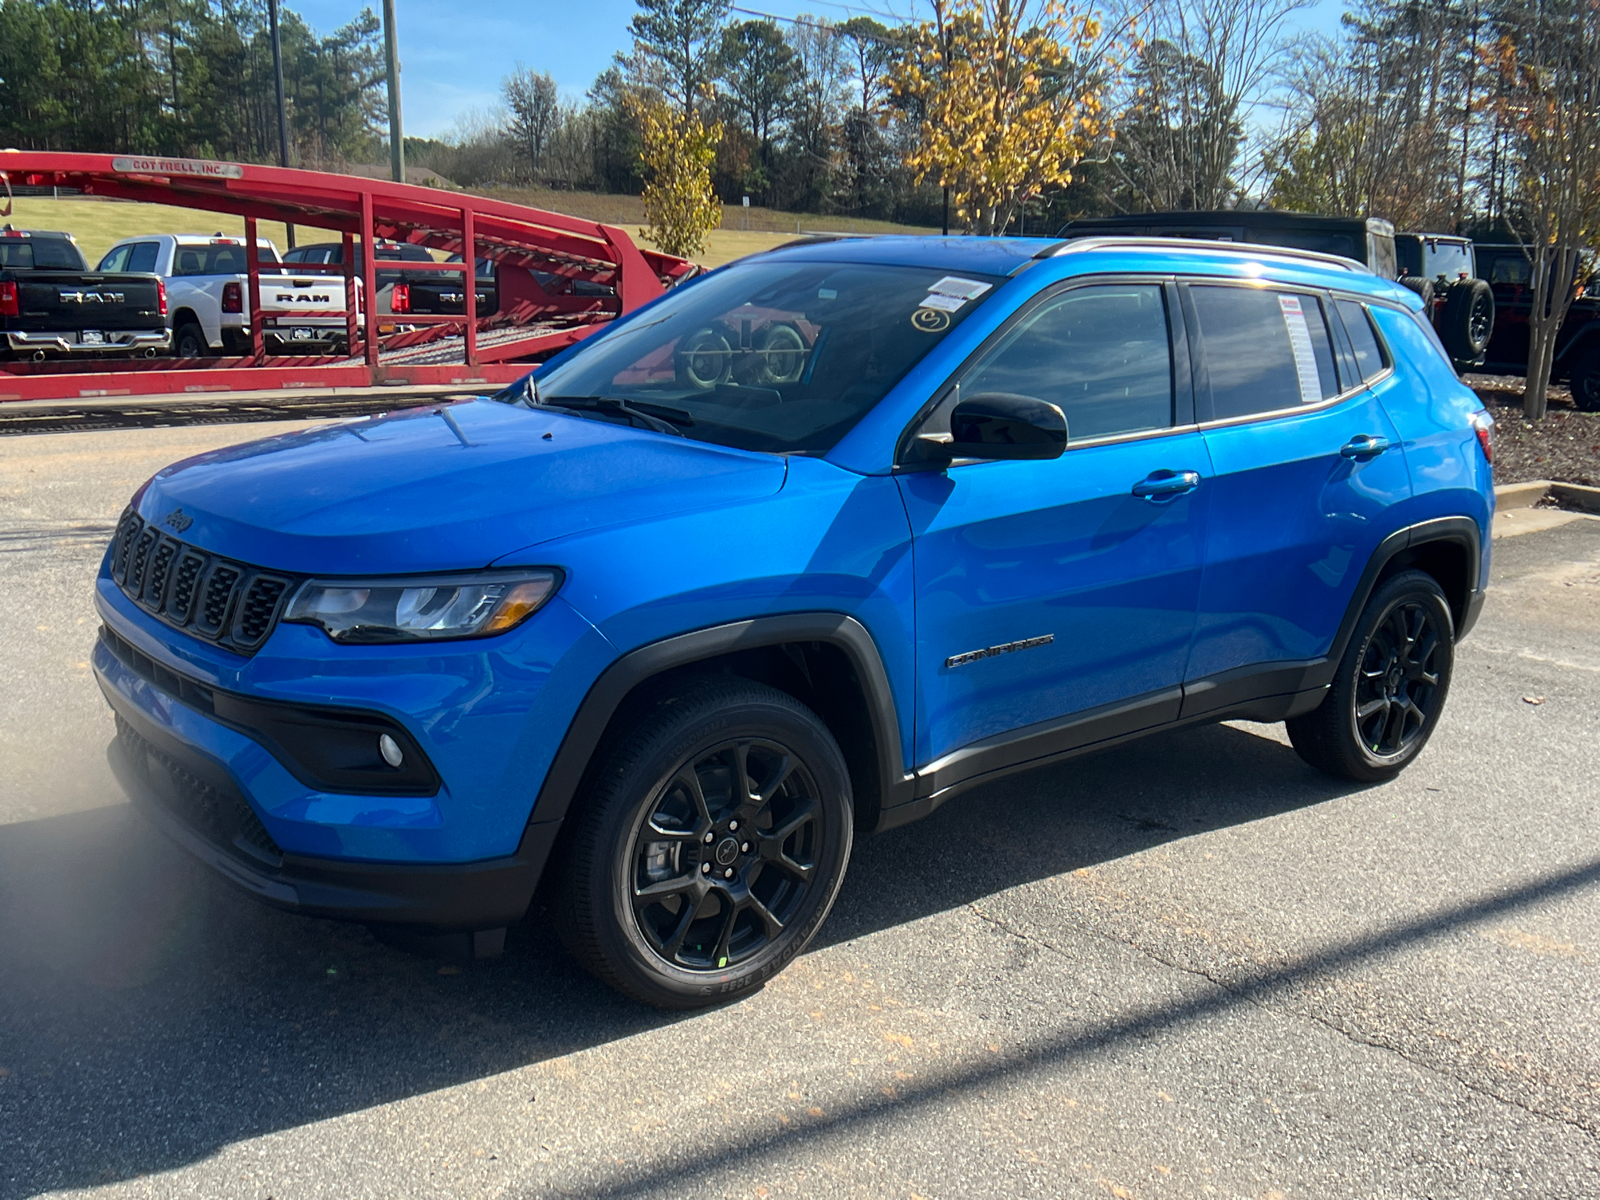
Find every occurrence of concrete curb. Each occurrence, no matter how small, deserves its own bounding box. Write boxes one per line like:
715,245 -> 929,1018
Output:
1495,479 -> 1600,513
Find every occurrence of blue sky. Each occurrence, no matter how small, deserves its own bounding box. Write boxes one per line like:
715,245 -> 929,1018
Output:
287,0 -> 1349,139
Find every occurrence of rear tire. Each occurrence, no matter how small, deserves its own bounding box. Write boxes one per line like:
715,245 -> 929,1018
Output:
551,679 -> 854,1009
172,322 -> 208,359
1287,570 -> 1455,783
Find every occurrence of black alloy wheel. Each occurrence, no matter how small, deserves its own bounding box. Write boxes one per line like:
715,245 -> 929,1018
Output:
552,679 -> 853,1008
1466,288 -> 1494,351
1351,600 -> 1444,757
629,737 -> 820,972
1288,569 -> 1455,782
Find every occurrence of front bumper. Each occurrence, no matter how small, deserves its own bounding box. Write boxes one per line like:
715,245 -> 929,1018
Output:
7,328 -> 172,355
107,688 -> 559,931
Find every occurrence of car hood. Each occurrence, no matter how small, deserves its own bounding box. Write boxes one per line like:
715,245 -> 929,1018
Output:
133,399 -> 788,575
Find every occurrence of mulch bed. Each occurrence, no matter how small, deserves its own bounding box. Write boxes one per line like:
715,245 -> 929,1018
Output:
1463,374 -> 1600,487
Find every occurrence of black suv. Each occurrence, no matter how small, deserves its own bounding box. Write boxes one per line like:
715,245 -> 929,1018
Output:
1059,212 -> 1495,370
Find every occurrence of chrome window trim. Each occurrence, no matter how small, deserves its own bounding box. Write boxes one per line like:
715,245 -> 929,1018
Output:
1194,373 -> 1390,434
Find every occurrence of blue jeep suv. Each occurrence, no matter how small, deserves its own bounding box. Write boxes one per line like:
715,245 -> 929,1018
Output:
95,235 -> 1494,1007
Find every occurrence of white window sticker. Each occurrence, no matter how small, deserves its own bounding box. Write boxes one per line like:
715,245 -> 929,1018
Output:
928,276 -> 992,301
1278,294 -> 1323,403
917,292 -> 967,313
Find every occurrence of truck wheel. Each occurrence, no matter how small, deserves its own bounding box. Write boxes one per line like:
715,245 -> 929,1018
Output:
1440,279 -> 1495,365
1287,570 -> 1455,783
1398,276 -> 1435,313
675,328 -> 732,390
172,322 -> 208,359
552,679 -> 854,1009
1569,347 -> 1600,412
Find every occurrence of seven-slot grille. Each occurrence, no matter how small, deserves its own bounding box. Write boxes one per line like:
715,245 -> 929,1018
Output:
109,508 -> 301,655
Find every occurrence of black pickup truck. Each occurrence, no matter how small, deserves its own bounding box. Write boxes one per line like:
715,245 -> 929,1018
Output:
392,255 -> 498,317
1057,211 -> 1495,371
0,225 -> 170,360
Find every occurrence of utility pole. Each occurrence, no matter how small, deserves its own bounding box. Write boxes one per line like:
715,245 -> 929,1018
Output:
382,0 -> 405,183
268,0 -> 295,248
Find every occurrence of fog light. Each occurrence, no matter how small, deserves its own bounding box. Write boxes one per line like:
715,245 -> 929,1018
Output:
378,734 -> 404,768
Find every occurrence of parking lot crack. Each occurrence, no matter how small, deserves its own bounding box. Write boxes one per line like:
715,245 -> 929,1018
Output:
965,900 -> 1599,1142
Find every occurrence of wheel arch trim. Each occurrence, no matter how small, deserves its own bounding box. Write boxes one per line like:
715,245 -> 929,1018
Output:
527,613 -> 914,831
1330,516 -> 1483,668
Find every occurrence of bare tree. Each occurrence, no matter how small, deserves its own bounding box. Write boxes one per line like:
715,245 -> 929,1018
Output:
1486,0 -> 1600,419
1268,0 -> 1476,230
504,66 -> 560,181
1111,0 -> 1311,210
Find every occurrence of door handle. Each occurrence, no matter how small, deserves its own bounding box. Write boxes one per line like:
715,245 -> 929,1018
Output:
1131,470 -> 1201,500
1340,434 -> 1391,459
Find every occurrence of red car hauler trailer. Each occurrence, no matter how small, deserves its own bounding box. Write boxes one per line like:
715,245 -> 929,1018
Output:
0,151 -> 696,402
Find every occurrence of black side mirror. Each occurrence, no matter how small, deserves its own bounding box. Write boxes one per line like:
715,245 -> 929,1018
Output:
940,393 -> 1067,461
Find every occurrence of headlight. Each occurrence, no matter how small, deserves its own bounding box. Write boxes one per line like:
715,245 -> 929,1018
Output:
283,569 -> 561,643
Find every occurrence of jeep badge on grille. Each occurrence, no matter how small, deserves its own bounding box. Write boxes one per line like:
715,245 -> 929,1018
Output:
163,508 -> 194,532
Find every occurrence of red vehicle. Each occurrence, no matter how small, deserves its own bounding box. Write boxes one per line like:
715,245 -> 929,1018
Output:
0,152 -> 694,402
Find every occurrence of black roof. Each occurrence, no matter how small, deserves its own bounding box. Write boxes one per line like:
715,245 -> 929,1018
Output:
1058,210 -> 1395,239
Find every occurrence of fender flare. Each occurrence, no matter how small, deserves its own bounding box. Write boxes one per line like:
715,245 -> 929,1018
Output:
526,612 -> 914,831
1325,516 -> 1483,674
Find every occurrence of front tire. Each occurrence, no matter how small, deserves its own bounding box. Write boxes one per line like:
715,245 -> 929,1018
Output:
1287,570 -> 1455,783
553,679 -> 854,1008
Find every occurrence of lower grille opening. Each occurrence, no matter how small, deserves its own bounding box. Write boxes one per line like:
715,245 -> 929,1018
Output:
115,714 -> 283,863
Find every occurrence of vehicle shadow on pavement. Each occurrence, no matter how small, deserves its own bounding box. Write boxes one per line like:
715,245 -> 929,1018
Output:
0,720 -> 1352,1197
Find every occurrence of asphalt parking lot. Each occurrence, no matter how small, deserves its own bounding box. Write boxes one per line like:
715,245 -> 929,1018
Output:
1,423 -> 1597,1199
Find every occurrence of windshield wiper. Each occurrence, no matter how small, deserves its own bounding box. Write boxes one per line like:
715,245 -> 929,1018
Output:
539,395 -> 693,437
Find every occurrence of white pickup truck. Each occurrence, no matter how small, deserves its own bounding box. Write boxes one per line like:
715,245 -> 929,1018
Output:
97,234 -> 362,357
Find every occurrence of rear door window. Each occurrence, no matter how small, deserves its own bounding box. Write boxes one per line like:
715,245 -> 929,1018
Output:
956,283 -> 1174,441
126,242 -> 160,273
1336,299 -> 1389,382
1190,284 -> 1340,419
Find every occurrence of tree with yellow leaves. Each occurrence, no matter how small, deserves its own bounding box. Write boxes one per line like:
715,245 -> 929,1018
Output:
629,91 -> 724,260
891,0 -> 1123,235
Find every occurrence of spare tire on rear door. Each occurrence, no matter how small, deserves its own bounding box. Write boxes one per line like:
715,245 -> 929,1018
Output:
1398,275 -> 1435,313
1440,278 -> 1495,367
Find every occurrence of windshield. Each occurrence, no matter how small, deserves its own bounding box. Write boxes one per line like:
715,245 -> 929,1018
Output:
533,259 -> 1000,454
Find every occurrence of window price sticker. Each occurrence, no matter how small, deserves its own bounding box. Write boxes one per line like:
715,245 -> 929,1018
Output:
927,276 -> 992,301
1278,294 -> 1323,403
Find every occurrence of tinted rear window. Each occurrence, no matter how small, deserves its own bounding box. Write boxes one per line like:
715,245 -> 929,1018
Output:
0,237 -> 86,270
172,243 -> 279,275
1191,285 -> 1339,419
126,242 -> 159,273
1336,299 -> 1388,382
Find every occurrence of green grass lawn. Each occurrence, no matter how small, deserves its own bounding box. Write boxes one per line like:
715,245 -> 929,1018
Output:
8,193 -> 934,271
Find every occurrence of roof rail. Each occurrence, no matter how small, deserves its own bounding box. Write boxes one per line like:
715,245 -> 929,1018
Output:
1040,235 -> 1371,274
